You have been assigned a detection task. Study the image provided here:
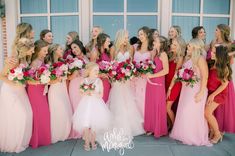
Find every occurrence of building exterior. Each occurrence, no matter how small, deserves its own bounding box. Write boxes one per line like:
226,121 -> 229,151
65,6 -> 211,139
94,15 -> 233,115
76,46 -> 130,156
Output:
1,0 -> 235,72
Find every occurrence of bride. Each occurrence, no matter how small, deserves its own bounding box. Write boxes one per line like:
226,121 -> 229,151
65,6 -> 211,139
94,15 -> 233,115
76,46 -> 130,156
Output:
108,30 -> 144,138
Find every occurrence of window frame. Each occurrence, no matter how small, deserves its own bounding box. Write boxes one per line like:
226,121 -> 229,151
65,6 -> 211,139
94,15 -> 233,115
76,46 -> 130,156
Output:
17,0 -> 81,40
90,0 -> 160,37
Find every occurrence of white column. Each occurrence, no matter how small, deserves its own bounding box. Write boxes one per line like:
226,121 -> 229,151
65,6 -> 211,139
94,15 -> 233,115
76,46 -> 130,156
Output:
5,0 -> 18,56
80,0 -> 90,44
160,0 -> 171,37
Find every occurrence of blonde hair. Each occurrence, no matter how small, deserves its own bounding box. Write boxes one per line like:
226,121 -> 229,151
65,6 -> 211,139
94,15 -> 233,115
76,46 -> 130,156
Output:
45,44 -> 60,64
12,23 -> 33,56
114,29 -> 131,56
84,62 -> 99,77
16,38 -> 34,64
86,26 -> 103,52
171,25 -> 181,37
174,37 -> 186,58
188,38 -> 205,65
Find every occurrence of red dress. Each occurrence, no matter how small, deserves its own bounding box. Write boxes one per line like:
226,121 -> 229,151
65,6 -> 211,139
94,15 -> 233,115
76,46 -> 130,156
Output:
207,68 -> 228,104
165,60 -> 182,101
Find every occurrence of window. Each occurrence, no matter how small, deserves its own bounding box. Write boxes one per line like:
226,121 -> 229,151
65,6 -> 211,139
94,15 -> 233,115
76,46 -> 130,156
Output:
92,0 -> 159,40
172,0 -> 231,42
19,0 -> 80,45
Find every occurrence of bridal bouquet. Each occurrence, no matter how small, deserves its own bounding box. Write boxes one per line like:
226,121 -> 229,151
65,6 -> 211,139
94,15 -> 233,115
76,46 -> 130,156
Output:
98,60 -> 112,74
108,59 -> 137,82
34,64 -> 51,84
175,67 -> 199,87
8,64 -> 34,84
66,55 -> 85,74
50,61 -> 69,80
133,59 -> 156,76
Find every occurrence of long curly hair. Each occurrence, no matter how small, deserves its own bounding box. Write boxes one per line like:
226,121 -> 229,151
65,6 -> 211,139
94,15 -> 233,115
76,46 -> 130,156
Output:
137,26 -> 153,51
214,45 -> 232,82
96,33 -> 110,57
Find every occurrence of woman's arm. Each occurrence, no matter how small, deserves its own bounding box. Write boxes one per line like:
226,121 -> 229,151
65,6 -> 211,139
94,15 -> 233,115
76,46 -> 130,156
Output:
195,56 -> 208,102
110,46 -> 116,61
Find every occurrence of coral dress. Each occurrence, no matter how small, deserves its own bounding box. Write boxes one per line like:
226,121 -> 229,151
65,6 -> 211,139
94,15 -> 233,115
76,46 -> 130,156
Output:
170,59 -> 211,146
97,52 -> 111,103
48,81 -> 73,143
0,82 -> 32,153
165,60 -> 182,101
144,56 -> 167,138
133,44 -> 151,118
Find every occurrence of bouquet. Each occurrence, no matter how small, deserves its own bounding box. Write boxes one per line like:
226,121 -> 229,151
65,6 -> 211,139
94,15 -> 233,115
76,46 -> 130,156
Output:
98,60 -> 112,74
34,64 -> 51,84
80,82 -> 96,92
133,59 -> 156,76
108,59 -> 137,82
50,61 -> 69,80
8,64 -> 34,84
66,55 -> 85,74
175,67 -> 199,87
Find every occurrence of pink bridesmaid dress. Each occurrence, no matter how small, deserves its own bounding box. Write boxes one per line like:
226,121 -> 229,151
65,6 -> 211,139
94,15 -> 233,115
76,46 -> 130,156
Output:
97,52 -> 111,103
170,59 -> 211,146
133,44 -> 151,118
144,56 -> 167,138
69,57 -> 89,139
0,82 -> 32,153
27,84 -> 51,148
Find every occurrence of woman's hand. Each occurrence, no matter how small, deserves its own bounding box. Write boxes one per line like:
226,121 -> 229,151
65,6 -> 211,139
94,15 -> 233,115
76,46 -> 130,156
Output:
206,94 -> 215,105
195,91 -> 204,103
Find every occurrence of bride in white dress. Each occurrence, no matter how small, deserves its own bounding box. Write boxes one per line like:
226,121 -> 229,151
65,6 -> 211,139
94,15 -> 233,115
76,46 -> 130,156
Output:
108,30 -> 144,138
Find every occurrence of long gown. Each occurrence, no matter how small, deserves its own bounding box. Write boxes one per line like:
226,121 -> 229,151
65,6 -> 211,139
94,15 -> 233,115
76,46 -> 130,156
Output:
48,81 -> 73,143
27,60 -> 51,148
97,52 -> 111,103
0,82 -> 32,153
69,56 -> 89,139
144,55 -> 168,138
108,51 -> 144,139
170,59 -> 211,146
132,44 -> 152,118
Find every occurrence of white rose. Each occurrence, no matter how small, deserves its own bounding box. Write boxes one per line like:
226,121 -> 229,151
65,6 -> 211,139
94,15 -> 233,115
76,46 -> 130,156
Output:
40,74 -> 50,84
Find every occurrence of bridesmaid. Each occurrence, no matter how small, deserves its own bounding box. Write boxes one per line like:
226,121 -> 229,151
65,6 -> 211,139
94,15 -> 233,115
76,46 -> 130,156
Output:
208,24 -> 235,133
63,31 -> 79,59
168,25 -> 181,47
133,26 -> 153,118
85,26 -> 103,59
170,39 -> 211,146
144,36 -> 169,138
205,45 -> 232,143
68,39 -> 89,139
166,37 -> 185,127
0,38 -> 34,153
90,33 -> 112,103
27,40 -> 51,148
40,29 -> 53,45
46,44 -> 73,143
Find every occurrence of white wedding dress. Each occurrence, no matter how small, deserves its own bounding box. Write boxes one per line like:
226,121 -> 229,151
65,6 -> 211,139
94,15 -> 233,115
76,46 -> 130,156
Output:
108,51 -> 144,138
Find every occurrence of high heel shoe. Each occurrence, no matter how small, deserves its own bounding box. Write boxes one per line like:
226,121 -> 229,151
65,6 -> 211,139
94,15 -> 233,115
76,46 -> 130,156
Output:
145,132 -> 153,136
91,143 -> 97,150
209,129 -> 214,140
210,134 -> 223,144
84,144 -> 91,151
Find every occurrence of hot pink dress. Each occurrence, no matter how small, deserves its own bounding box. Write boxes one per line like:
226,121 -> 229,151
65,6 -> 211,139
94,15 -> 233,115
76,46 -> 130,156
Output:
133,44 -> 151,118
97,52 -> 111,103
170,59 -> 211,146
144,56 -> 167,138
